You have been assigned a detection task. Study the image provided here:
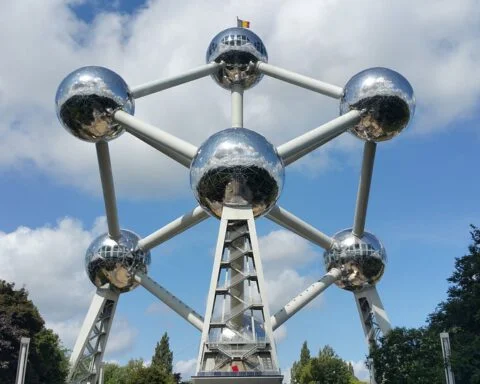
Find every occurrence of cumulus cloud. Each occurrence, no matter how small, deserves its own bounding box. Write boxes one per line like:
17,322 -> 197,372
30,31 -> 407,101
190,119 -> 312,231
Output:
174,358 -> 197,380
274,324 -> 288,344
350,359 -> 370,381
0,0 -> 478,199
259,229 -> 323,313
0,216 -> 138,355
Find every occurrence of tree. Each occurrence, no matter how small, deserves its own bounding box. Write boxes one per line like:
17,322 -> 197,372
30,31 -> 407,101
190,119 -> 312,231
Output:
369,327 -> 444,383
428,225 -> 480,382
291,342 -> 361,384
152,332 -> 173,375
0,280 -> 68,383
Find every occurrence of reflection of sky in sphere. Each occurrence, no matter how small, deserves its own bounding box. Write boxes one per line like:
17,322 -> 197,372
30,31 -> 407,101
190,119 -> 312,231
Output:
206,27 -> 268,64
340,67 -> 415,116
55,66 -> 134,116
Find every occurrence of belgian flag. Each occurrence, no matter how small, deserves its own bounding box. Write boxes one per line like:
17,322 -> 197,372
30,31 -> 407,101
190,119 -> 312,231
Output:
237,17 -> 250,28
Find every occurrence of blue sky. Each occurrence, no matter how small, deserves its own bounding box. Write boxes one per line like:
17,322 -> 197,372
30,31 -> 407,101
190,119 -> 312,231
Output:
1,0 -> 479,381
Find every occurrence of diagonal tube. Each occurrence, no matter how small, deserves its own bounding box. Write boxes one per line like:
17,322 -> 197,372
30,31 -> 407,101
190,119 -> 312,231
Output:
113,110 -> 197,168
266,205 -> 334,250
352,141 -> 377,238
96,141 -> 121,241
137,206 -> 209,252
271,268 -> 341,330
131,62 -> 223,99
277,110 -> 361,166
134,272 -> 204,331
256,62 -> 344,99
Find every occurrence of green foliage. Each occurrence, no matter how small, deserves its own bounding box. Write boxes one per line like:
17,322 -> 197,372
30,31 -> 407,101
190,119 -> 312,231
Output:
103,358 -> 176,384
369,327 -> 444,383
152,332 -> 173,374
428,225 -> 480,383
370,225 -> 480,383
291,342 -> 361,384
0,280 -> 68,384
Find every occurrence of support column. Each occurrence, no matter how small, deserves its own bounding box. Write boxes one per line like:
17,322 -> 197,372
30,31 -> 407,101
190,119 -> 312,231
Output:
68,288 -> 119,384
354,285 -> 391,384
193,206 -> 283,383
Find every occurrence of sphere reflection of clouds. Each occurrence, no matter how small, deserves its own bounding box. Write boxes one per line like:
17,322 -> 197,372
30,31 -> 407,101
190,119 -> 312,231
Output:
324,228 -> 386,291
55,66 -> 134,143
340,67 -> 415,142
85,230 -> 150,292
190,128 -> 284,218
206,27 -> 268,90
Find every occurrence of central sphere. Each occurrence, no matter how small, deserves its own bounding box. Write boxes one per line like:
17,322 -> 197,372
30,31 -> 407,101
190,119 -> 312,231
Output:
206,27 -> 268,90
324,229 -> 387,291
85,230 -> 150,292
190,128 -> 284,218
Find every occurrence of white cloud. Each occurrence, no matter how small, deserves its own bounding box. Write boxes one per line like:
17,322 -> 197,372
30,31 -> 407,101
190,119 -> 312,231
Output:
0,216 -> 138,356
0,0 -> 478,198
350,359 -> 371,381
174,358 -> 197,380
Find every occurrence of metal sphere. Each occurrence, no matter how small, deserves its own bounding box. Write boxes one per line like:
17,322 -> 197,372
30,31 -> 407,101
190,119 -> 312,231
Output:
85,230 -> 150,292
190,128 -> 284,218
324,229 -> 387,291
55,66 -> 134,142
340,67 -> 415,142
206,27 -> 268,90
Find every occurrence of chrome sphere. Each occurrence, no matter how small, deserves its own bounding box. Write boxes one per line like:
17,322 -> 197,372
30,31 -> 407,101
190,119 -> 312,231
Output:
190,128 -> 284,218
340,67 -> 415,142
55,66 -> 134,142
85,230 -> 150,292
206,27 -> 268,90
324,229 -> 386,291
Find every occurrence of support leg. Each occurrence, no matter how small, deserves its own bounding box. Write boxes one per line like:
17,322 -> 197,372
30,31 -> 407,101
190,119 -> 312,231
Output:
68,288 -> 119,384
354,285 -> 391,384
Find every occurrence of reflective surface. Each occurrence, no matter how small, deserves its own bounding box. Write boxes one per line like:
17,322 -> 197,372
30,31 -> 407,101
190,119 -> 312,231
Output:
55,66 -> 134,142
206,27 -> 268,90
85,230 -> 150,292
324,228 -> 386,291
340,67 -> 415,142
190,128 -> 284,218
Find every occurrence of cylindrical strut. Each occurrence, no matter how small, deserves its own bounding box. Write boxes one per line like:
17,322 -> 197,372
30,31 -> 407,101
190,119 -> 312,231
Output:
270,268 -> 341,330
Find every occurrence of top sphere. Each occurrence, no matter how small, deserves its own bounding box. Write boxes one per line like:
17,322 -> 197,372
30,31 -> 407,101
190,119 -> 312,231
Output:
206,27 -> 268,90
324,228 -> 387,291
85,229 -> 150,292
55,66 -> 134,143
340,67 -> 415,142
190,128 -> 284,218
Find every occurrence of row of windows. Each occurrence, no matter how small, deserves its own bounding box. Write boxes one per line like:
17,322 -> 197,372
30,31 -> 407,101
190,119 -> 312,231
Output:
207,35 -> 267,57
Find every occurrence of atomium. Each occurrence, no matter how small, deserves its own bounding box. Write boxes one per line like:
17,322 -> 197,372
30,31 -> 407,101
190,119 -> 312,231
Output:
85,230 -> 150,292
206,27 -> 268,90
340,67 -> 415,142
190,128 -> 284,218
324,228 -> 386,291
59,23 -> 417,384
55,66 -> 134,142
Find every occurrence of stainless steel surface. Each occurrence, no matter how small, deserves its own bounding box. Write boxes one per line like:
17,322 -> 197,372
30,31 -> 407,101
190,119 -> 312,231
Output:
56,66 -> 134,142
113,110 -> 197,167
190,128 -> 284,218
257,62 -> 344,99
324,229 -> 386,291
278,110 -> 361,165
131,62 -> 222,99
266,205 -> 334,250
96,141 -> 121,241
85,230 -> 150,292
206,27 -> 267,90
340,67 -> 415,142
352,141 -> 377,237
